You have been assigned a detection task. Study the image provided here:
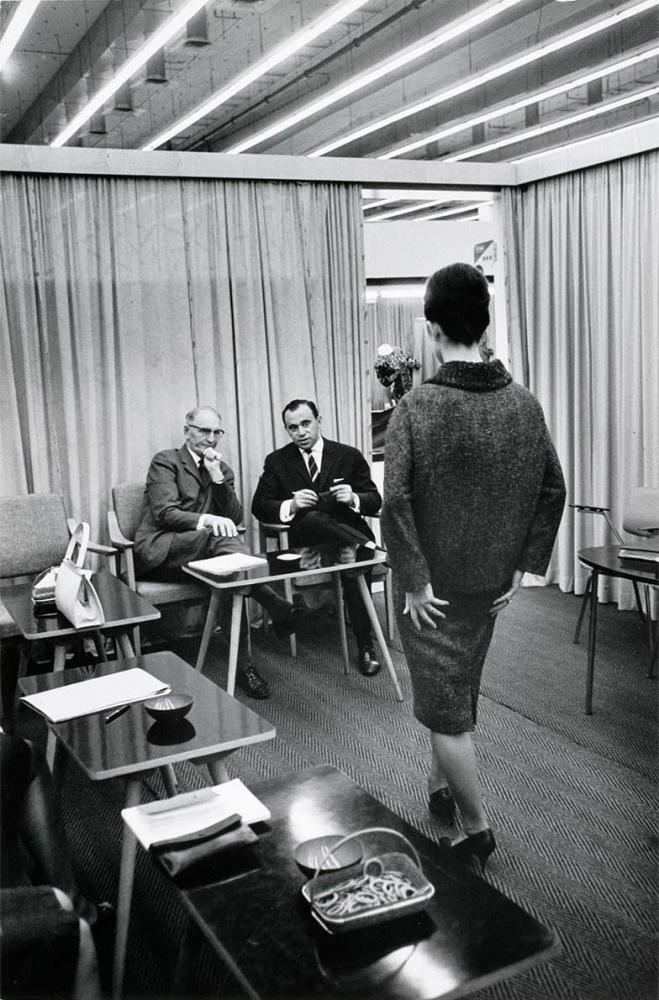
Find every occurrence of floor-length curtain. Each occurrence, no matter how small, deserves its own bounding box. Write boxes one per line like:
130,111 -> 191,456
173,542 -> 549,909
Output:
0,173 -> 366,551
503,151 -> 659,609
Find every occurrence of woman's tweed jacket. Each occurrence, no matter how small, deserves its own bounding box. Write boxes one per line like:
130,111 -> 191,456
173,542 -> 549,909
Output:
381,360 -> 566,596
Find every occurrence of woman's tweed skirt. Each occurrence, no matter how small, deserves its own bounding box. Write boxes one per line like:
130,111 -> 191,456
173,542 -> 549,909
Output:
394,585 -> 498,733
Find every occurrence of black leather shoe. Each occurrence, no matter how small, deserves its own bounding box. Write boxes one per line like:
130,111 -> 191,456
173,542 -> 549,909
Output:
236,662 -> 270,699
272,605 -> 321,639
428,787 -> 456,825
357,644 -> 381,676
449,829 -> 496,873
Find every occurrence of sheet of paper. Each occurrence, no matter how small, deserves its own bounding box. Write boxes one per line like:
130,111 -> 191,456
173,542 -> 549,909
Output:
187,553 -> 268,575
122,779 -> 271,848
21,668 -> 170,723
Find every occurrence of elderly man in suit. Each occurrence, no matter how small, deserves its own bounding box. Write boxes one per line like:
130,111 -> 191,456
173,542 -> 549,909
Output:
252,399 -> 382,677
134,405 -> 313,699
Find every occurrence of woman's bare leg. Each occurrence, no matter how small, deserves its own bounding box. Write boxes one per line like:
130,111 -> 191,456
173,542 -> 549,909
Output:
430,731 -> 488,834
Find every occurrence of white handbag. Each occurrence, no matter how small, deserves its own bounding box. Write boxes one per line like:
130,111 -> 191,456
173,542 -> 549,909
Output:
54,522 -> 105,629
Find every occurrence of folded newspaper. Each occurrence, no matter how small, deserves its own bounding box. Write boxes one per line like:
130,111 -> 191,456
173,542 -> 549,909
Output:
187,553 -> 268,575
122,779 -> 271,849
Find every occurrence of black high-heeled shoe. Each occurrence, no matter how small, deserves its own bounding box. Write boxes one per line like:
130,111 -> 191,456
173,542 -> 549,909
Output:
449,829 -> 496,873
428,787 -> 456,825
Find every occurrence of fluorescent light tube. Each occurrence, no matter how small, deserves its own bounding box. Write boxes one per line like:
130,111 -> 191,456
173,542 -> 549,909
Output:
412,202 -> 492,221
0,0 -> 39,74
380,45 -> 659,159
309,0 -> 659,156
512,117 -> 659,161
141,0 -> 371,150
226,0 -> 525,154
367,198 -> 466,222
444,84 -> 659,160
51,0 -> 209,146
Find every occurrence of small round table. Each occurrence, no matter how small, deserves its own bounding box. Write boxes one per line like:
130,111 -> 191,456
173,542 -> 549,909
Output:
577,545 -> 658,714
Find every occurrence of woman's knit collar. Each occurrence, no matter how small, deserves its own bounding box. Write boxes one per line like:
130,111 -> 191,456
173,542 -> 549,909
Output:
425,359 -> 512,392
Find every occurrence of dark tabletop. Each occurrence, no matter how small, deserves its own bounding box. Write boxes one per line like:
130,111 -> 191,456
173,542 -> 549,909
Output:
179,766 -> 559,1000
578,545 -> 659,584
18,651 -> 275,779
0,571 -> 160,640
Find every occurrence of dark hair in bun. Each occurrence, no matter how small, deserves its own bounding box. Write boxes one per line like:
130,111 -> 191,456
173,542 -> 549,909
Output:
424,263 -> 490,346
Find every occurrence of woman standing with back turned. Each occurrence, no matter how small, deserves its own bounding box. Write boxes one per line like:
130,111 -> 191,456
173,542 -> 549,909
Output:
381,263 -> 565,870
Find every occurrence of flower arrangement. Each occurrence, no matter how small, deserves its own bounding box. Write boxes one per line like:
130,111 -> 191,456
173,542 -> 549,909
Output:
374,345 -> 419,404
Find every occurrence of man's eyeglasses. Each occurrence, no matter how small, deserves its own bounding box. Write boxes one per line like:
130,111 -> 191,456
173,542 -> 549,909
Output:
187,424 -> 225,438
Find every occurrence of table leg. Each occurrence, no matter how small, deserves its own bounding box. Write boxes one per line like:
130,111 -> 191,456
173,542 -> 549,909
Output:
195,590 -> 220,673
207,752 -> 230,784
226,594 -> 244,696
116,633 -> 135,659
160,765 -> 178,796
333,574 -> 350,675
46,645 -> 68,768
113,778 -> 142,1000
643,585 -> 657,679
585,569 -> 599,715
283,576 -> 297,658
356,575 -> 404,702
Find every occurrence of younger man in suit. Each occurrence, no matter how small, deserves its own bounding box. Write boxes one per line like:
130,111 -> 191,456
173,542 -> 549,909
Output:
134,405 -> 313,699
251,399 -> 382,676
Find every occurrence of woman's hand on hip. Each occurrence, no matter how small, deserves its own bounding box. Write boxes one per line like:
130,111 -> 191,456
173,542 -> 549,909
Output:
490,569 -> 524,617
403,584 -> 449,631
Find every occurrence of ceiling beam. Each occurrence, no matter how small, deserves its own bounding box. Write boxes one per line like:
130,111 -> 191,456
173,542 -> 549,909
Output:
0,144 -> 515,186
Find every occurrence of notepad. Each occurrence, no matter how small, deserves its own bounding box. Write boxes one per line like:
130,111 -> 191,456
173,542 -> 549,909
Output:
21,668 -> 170,723
122,779 -> 271,849
187,553 -> 268,575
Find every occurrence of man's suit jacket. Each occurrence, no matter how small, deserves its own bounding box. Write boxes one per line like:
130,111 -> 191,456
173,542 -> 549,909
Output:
251,438 -> 381,545
134,445 -> 243,573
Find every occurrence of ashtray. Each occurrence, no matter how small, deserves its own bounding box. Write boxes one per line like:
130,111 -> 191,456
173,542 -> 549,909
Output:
295,835 -> 363,876
143,692 -> 193,721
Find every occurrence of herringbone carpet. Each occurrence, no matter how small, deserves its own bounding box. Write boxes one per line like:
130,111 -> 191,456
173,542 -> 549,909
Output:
15,586 -> 658,999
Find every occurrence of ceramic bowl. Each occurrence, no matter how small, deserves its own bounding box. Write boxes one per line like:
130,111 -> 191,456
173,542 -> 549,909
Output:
143,692 -> 193,721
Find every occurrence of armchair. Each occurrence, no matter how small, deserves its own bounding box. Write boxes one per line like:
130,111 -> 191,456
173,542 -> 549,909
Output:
0,494 -> 116,683
108,482 -> 208,654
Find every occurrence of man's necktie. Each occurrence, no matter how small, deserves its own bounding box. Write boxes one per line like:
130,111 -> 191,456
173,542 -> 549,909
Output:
304,449 -> 319,482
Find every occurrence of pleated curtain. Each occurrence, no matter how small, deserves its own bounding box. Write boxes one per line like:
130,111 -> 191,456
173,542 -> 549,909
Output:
503,150 -> 659,609
0,173 -> 367,552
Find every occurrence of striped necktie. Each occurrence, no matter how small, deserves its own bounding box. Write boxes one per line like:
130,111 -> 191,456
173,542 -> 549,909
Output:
304,449 -> 319,482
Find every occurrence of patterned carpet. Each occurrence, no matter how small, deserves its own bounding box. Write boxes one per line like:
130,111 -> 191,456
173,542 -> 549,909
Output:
15,586 -> 658,999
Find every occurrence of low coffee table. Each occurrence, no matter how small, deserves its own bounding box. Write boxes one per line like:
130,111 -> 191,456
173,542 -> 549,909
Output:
18,650 -> 276,999
184,548 -> 403,701
0,570 -> 161,668
170,765 -> 559,1000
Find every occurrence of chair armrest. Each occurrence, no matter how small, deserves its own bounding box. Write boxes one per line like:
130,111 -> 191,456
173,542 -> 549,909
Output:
259,522 -> 289,533
107,511 -> 134,549
67,518 -> 118,573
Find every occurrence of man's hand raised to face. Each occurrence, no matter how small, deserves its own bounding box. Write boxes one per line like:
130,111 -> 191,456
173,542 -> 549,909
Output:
203,448 -> 225,484
291,489 -> 318,514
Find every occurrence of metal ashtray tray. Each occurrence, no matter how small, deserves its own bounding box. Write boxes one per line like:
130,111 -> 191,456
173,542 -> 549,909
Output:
301,828 -> 434,934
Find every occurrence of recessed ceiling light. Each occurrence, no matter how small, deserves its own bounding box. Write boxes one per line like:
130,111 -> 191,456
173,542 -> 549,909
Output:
0,0 -> 39,74
225,0 -> 526,154
141,0 -> 371,150
51,0 -> 209,146
309,0 -> 659,157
